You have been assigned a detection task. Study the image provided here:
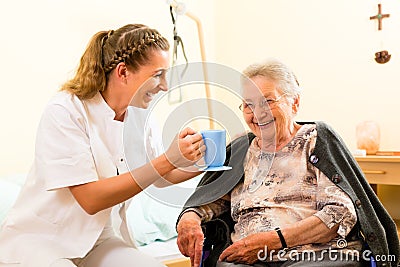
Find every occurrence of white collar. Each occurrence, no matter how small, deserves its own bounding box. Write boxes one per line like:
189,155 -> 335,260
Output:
85,92 -> 117,120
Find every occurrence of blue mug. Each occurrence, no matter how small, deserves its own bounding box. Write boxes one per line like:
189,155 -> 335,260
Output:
200,129 -> 226,168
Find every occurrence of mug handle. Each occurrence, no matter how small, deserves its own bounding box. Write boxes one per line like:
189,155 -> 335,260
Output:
195,136 -> 219,170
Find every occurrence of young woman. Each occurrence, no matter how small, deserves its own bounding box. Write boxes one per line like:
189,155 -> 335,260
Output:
0,24 -> 205,267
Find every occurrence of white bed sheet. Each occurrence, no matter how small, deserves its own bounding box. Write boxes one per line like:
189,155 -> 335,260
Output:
138,237 -> 184,262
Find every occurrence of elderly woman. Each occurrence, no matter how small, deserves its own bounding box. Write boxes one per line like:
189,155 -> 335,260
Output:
176,59 -> 399,267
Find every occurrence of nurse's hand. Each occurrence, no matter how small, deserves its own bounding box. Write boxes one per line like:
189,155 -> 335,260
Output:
165,127 -> 205,168
177,211 -> 204,267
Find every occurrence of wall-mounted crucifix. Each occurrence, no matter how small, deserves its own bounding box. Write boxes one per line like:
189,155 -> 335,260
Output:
369,3 -> 391,64
370,4 -> 390,31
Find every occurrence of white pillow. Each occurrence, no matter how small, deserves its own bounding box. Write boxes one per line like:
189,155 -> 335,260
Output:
1,173 -> 27,187
0,179 -> 21,224
127,176 -> 201,246
127,190 -> 182,246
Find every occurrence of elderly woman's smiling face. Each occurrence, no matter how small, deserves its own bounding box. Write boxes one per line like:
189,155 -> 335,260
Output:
241,75 -> 298,150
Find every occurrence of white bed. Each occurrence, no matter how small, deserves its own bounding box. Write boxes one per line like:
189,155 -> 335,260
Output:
0,173 -> 194,267
139,238 -> 182,261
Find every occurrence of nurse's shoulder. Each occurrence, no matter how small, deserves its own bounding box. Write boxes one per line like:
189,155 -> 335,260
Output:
38,91 -> 88,132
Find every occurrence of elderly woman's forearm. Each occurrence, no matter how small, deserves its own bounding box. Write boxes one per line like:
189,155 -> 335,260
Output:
281,215 -> 339,247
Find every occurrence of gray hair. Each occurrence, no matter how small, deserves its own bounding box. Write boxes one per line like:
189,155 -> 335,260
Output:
242,59 -> 301,98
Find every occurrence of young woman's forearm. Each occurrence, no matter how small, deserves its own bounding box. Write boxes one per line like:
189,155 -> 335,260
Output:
153,168 -> 203,187
69,154 -> 175,214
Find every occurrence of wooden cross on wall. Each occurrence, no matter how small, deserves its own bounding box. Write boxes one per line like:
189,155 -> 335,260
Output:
370,4 -> 390,31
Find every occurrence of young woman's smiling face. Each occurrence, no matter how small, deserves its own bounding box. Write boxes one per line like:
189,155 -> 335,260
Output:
128,49 -> 170,109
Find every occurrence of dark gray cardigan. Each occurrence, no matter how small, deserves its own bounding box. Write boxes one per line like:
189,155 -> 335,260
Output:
180,121 -> 399,267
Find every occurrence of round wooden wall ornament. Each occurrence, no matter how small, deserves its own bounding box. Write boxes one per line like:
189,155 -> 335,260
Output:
374,50 -> 391,64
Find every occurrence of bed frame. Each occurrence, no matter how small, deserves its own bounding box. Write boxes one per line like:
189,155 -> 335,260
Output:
163,257 -> 190,267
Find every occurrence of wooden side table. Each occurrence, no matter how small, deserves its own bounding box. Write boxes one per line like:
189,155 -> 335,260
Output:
355,155 -> 400,236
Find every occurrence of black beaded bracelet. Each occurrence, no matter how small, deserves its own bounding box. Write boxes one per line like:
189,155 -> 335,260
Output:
274,227 -> 288,249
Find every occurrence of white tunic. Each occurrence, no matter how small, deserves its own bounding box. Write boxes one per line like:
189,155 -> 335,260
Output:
0,91 -> 161,266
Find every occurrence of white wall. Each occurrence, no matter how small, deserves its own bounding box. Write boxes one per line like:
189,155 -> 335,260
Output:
214,0 -> 400,151
0,0 -> 216,176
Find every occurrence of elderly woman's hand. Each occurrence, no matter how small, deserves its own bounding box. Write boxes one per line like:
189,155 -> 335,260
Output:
219,232 -> 280,265
177,211 -> 204,267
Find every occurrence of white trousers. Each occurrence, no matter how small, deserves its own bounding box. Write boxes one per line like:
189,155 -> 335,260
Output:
50,237 -> 166,267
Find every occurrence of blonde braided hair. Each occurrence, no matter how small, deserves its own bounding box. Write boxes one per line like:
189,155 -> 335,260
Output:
103,32 -> 164,73
61,24 -> 169,100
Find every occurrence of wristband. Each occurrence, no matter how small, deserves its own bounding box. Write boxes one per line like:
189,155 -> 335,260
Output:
274,227 -> 288,249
